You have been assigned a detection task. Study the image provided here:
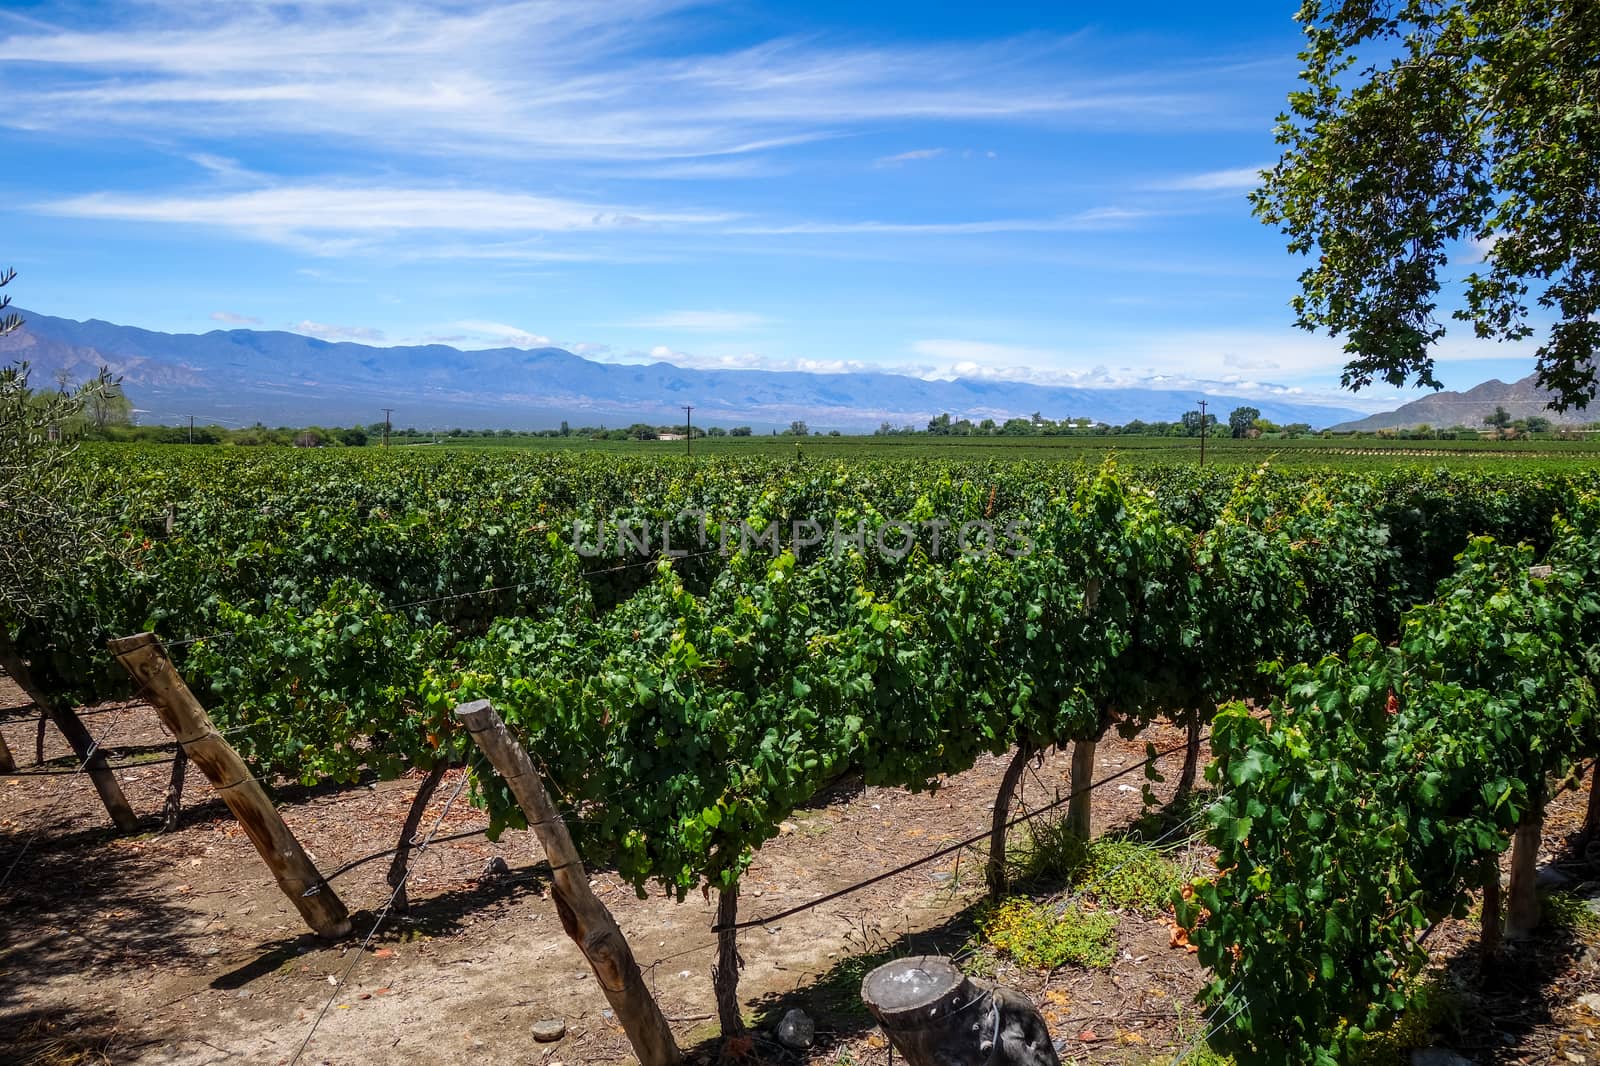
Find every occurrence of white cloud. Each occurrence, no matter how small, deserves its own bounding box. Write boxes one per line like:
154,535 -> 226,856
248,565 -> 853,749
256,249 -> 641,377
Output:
453,321 -> 554,348
907,331 -> 1537,411
1148,165 -> 1267,193
732,207 -> 1145,236
0,3 -> 1251,164
40,185 -> 729,233
874,147 -> 944,167
291,320 -> 385,342
627,310 -> 769,331
209,310 -> 260,325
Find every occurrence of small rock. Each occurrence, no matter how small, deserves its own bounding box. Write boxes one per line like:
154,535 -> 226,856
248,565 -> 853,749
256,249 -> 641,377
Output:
480,856 -> 510,880
1579,992 -> 1600,1015
776,1008 -> 814,1050
1411,1050 -> 1473,1066
235,990 -> 252,999
778,821 -> 797,835
531,1018 -> 566,1043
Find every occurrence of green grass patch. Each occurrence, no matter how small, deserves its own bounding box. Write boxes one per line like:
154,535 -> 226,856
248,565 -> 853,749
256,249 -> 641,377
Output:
1015,821 -> 1183,916
1542,890 -> 1600,935
979,897 -> 1118,970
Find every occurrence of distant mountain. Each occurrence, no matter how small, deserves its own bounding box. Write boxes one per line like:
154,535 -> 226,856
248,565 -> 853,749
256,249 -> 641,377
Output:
0,309 -> 1364,431
1329,373 -> 1585,432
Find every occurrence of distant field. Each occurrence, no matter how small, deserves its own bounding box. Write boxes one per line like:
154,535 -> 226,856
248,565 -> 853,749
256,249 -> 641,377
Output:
429,431 -> 1600,468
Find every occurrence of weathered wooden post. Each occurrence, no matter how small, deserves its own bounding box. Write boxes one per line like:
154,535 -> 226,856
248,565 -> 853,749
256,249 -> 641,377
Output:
455,698 -> 681,1066
107,633 -> 352,939
0,644 -> 138,832
861,956 -> 1059,1066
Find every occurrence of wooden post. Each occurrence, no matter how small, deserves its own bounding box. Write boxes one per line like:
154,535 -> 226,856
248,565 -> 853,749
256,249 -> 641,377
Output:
1505,810 -> 1544,938
1067,739 -> 1097,840
0,641 -> 139,832
107,633 -> 352,939
861,956 -> 1059,1066
0,724 -> 14,773
455,698 -> 681,1066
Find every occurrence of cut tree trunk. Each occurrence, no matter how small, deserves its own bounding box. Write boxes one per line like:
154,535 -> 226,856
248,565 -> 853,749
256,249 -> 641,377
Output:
454,698 -> 680,1066
714,884 -> 744,1036
987,743 -> 1035,897
1505,811 -> 1544,939
1176,716 -> 1202,799
1480,867 -> 1502,966
0,640 -> 139,832
387,762 -> 448,912
161,746 -> 188,833
861,955 -> 1060,1066
1067,739 -> 1097,840
108,633 -> 352,938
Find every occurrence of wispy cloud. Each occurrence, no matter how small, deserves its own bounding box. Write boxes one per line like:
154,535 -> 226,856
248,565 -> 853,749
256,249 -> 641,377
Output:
1148,165 -> 1266,193
453,321 -> 555,348
0,3 -> 1250,164
209,310 -> 260,325
628,310 -> 769,331
37,184 -> 732,252
291,320 -> 385,342
732,207 -> 1146,236
873,147 -> 944,168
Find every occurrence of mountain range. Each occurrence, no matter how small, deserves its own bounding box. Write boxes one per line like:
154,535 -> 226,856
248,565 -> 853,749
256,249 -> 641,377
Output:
1329,373 -> 1585,431
0,309 -> 1368,431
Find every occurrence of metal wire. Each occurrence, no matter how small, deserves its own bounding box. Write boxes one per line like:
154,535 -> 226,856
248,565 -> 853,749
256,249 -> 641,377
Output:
286,762 -> 476,1066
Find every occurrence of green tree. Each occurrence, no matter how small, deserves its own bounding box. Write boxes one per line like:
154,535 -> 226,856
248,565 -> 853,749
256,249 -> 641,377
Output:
1181,411 -> 1217,437
786,420 -> 808,436
927,412 -> 952,435
1484,405 -> 1513,432
729,425 -> 752,437
1255,0 -> 1600,410
0,267 -> 20,335
1228,405 -> 1261,438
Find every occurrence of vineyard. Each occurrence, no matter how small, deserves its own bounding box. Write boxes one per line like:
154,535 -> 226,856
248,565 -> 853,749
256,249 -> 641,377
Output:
7,445 -> 1600,1064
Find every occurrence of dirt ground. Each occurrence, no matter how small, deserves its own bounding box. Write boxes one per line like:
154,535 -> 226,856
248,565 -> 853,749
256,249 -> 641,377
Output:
3,673 -> 1599,1066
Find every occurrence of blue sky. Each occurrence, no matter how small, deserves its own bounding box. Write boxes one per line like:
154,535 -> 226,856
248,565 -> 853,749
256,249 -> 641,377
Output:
1,0 -> 1541,414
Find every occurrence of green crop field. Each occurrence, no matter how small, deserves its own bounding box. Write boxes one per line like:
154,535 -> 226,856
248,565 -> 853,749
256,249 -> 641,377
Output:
13,443 -> 1600,1065
426,430 -> 1600,470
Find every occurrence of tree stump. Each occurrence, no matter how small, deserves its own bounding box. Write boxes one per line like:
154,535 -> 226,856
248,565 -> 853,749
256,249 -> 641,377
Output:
861,956 -> 1059,1066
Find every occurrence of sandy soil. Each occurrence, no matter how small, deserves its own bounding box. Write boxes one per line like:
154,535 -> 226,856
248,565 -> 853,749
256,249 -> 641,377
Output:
3,673 -> 1598,1066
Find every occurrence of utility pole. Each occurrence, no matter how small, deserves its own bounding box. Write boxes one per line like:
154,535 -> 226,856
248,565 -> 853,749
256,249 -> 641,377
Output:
382,408 -> 393,449
1197,399 -> 1208,466
683,405 -> 693,457
188,414 -> 194,444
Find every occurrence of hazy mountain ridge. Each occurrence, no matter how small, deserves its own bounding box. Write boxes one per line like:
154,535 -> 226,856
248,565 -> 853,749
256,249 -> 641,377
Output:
1328,374 -> 1584,431
1,309 -> 1365,430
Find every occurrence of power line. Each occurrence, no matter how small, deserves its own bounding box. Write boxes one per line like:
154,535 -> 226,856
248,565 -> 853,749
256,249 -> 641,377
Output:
712,724 -> 1252,933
